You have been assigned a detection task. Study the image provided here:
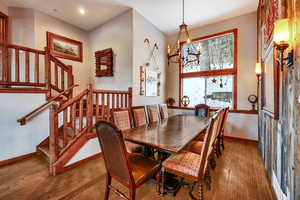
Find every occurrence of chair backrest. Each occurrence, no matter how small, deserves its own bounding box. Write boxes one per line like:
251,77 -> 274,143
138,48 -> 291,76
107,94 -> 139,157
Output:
146,104 -> 160,123
208,109 -> 223,154
159,104 -> 169,119
95,121 -> 134,186
198,115 -> 218,178
112,108 -> 132,131
132,106 -> 148,127
219,107 -> 229,134
195,104 -> 210,117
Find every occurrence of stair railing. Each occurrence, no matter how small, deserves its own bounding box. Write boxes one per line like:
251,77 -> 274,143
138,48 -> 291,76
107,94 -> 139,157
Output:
93,87 -> 132,121
17,84 -> 79,125
0,42 -> 46,87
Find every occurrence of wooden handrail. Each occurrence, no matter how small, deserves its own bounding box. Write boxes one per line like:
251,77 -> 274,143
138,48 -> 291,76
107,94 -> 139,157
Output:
0,42 -> 45,54
17,84 -> 79,125
50,55 -> 71,72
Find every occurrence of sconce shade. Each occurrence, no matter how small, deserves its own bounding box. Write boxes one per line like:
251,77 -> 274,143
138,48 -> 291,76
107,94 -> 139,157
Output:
274,18 -> 290,44
255,63 -> 262,75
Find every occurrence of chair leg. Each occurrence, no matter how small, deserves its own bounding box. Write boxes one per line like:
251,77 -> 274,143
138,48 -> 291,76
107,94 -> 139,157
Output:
161,168 -> 165,195
198,181 -> 204,200
221,135 -> 225,150
129,186 -> 136,200
104,174 -> 112,200
155,172 -> 161,195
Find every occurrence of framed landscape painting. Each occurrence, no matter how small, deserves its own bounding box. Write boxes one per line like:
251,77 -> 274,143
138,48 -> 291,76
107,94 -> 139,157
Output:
47,32 -> 83,62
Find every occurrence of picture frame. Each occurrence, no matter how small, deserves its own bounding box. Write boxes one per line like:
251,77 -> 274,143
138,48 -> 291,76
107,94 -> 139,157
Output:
47,32 -> 83,62
261,42 -> 279,119
95,48 -> 113,77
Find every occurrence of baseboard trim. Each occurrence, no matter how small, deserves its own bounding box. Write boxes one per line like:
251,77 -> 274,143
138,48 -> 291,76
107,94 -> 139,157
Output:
224,135 -> 258,143
0,152 -> 36,167
64,152 -> 103,171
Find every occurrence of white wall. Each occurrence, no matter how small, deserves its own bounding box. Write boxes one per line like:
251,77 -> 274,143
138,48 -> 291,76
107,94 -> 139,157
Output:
34,11 -> 91,94
0,0 -> 8,15
9,8 -> 35,48
66,138 -> 101,166
89,10 -> 133,91
0,93 -> 50,161
132,10 -> 167,106
167,12 -> 258,110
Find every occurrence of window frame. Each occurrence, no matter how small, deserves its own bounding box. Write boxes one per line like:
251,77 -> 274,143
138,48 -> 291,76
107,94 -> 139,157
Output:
179,29 -> 238,109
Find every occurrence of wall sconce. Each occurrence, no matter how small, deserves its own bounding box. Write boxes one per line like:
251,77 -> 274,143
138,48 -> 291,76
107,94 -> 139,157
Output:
255,62 -> 262,79
274,18 -> 293,71
255,62 -> 262,100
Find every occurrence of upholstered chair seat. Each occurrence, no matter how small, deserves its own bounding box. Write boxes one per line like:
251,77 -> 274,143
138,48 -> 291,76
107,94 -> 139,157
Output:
128,153 -> 161,186
162,152 -> 201,181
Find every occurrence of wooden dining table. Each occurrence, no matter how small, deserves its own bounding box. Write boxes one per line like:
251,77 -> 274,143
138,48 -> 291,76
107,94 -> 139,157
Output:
123,114 -> 210,154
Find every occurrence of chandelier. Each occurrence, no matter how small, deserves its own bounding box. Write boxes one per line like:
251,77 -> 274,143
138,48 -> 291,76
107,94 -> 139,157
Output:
167,0 -> 201,66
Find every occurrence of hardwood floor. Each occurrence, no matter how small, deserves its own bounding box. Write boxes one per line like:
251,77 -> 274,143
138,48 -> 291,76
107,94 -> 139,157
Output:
0,138 -> 276,200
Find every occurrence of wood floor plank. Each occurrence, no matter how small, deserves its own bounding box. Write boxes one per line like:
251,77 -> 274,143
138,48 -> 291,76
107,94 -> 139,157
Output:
0,138 -> 276,200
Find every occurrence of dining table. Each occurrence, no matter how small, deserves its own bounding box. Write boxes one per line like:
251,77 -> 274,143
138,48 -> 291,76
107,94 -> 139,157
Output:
123,114 -> 211,154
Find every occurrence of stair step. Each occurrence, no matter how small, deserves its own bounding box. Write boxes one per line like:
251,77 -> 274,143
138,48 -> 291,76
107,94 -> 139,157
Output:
37,145 -> 50,163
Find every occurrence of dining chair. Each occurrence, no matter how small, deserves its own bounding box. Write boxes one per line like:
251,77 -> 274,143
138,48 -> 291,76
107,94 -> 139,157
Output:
159,104 -> 169,119
185,109 -> 223,157
95,121 -> 162,200
112,108 -> 141,153
131,106 -> 148,127
161,116 -> 218,200
195,104 -> 210,118
146,104 -> 160,123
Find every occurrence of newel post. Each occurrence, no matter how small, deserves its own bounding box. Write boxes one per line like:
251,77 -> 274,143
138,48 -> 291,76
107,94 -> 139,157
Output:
44,47 -> 51,99
87,84 -> 94,132
128,87 -> 132,108
67,65 -> 73,98
49,103 -> 59,175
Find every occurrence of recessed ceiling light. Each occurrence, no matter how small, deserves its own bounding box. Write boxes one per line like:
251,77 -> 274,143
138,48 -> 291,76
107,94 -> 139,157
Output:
79,8 -> 85,15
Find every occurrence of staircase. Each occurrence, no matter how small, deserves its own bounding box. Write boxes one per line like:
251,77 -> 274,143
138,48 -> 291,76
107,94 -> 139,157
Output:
0,42 -> 132,175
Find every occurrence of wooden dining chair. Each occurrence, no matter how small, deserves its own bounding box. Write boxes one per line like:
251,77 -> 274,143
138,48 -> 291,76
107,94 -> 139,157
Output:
161,116 -> 218,200
112,108 -> 141,153
146,105 -> 160,123
95,121 -> 162,200
185,109 -> 223,158
131,106 -> 148,127
195,104 -> 210,118
159,104 -> 169,119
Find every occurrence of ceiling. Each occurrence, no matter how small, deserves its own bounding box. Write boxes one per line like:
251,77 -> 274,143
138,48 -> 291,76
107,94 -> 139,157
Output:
3,0 -> 259,35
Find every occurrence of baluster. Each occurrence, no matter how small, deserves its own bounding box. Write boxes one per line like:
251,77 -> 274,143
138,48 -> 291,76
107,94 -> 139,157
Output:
15,49 -> 20,82
63,109 -> 68,147
101,93 -> 105,119
116,94 -> 120,108
96,93 -> 99,120
25,51 -> 30,83
79,98 -> 84,130
112,93 -> 115,109
61,68 -> 65,91
125,94 -> 128,107
121,94 -> 124,107
107,93 -> 110,109
35,53 -> 39,83
54,62 -> 58,87
72,102 -> 77,135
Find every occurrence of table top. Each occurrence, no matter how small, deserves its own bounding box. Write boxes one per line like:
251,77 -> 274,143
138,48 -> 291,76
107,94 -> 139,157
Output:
123,115 -> 210,153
